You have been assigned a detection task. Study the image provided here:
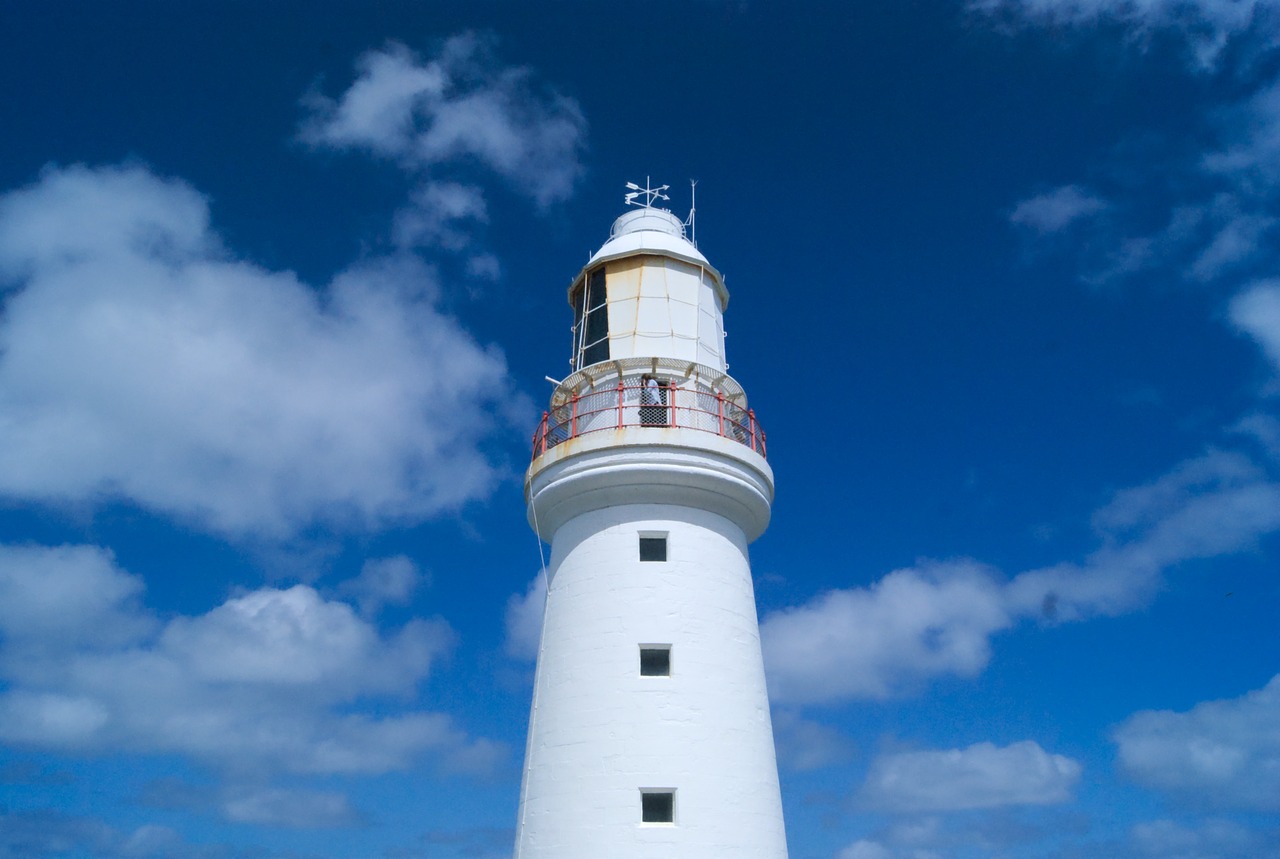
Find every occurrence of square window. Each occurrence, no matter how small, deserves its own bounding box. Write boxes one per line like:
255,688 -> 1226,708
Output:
641,790 -> 675,824
640,646 -> 671,677
639,536 -> 667,562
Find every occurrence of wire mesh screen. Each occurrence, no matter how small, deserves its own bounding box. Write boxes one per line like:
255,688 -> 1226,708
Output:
533,378 -> 766,460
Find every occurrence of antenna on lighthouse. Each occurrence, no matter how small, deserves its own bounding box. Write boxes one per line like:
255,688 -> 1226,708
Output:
685,179 -> 698,247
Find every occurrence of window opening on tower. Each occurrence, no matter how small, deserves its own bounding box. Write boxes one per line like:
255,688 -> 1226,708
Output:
639,646 -> 671,677
639,534 -> 667,562
640,790 -> 675,824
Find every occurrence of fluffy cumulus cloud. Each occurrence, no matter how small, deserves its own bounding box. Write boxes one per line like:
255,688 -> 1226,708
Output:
760,447 -> 1280,704
762,561 -> 1013,704
0,543 -> 500,781
0,163 -> 522,539
0,544 -> 155,649
300,34 -> 586,209
857,741 -> 1082,812
1114,674 -> 1280,810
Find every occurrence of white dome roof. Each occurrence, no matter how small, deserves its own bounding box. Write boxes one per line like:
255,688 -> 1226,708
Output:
570,207 -> 727,305
590,207 -> 710,266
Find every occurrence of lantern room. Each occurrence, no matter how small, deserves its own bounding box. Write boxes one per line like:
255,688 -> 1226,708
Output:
566,206 -> 729,373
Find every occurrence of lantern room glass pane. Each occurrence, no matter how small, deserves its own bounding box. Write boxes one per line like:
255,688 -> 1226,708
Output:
575,268 -> 609,369
586,267 -> 606,310
581,336 -> 609,367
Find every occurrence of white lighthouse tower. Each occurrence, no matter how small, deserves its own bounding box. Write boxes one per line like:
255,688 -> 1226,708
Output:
515,181 -> 787,859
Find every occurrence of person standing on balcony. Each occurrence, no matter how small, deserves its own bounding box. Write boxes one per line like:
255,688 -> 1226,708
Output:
640,374 -> 666,426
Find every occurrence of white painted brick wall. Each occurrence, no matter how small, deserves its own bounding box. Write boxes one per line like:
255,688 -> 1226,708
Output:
515,503 -> 788,859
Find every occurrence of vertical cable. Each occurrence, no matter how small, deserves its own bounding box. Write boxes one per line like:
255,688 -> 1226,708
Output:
514,488 -> 553,859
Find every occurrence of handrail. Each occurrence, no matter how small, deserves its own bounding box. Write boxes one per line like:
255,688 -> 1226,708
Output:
532,380 -> 767,461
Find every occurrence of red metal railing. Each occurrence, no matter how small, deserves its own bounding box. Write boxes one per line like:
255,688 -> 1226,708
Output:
531,379 -> 767,460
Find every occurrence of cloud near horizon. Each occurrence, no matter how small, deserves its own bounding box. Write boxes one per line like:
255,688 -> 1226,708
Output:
1130,817 -> 1279,858
759,444 -> 1280,705
1114,673 -> 1280,811
857,740 -> 1082,812
0,542 -> 501,785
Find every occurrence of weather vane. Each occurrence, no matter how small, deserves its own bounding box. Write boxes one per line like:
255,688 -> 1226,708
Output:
624,177 -> 670,209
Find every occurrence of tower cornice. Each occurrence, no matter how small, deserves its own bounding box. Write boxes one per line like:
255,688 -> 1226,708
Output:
526,430 -> 774,542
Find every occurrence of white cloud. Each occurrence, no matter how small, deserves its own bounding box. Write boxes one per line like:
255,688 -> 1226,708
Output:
972,0 -> 1274,68
1231,280 -> 1280,372
1235,411 -> 1280,460
159,585 -> 444,692
973,0 -> 1268,29
1205,80 -> 1280,193
858,741 -> 1082,812
338,554 -> 425,616
761,561 -> 1013,704
1114,674 -> 1280,810
504,571 -> 547,660
1188,209 -> 1277,281
466,252 -> 503,281
0,163 -> 523,539
838,841 -> 896,859
392,181 -> 488,250
0,542 -> 500,777
988,10 -> 1280,287
301,35 -> 586,208
1034,190 -> 1275,286
761,447 -> 1280,704
1008,448 -> 1280,621
1091,449 -> 1261,534
221,786 -> 358,828
1010,185 -> 1108,233
0,543 -> 155,650
0,810 -> 208,859
1130,818 -> 1278,858
771,710 -> 856,771
300,43 -> 447,157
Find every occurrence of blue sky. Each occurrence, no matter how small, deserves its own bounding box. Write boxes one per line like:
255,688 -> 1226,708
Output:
0,2 -> 1278,857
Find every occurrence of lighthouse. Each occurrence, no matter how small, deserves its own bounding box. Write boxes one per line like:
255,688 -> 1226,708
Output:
515,181 -> 788,859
